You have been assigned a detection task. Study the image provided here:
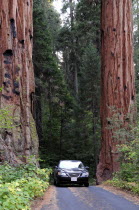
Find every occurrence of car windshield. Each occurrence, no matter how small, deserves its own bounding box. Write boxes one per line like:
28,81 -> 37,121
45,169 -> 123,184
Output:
58,160 -> 84,169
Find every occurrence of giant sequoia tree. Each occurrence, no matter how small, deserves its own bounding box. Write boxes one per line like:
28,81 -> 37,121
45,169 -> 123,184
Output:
96,0 -> 136,183
0,0 -> 38,164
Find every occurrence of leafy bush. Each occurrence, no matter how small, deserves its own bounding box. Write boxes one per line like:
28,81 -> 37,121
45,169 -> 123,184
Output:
117,139 -> 139,183
105,109 -> 139,194
108,139 -> 139,195
104,132 -> 139,195
106,179 -> 139,195
0,163 -> 52,210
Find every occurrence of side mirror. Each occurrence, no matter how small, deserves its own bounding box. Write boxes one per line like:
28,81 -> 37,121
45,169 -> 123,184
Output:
55,166 -> 58,169
85,166 -> 89,170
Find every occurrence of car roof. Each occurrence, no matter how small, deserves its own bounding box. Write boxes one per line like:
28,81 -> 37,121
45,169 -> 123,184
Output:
59,160 -> 81,162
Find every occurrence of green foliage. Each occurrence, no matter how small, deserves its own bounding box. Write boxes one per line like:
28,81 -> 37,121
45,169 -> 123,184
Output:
117,136 -> 139,183
0,106 -> 17,129
0,163 -> 52,209
106,179 -> 139,195
106,110 -> 139,191
106,105 -> 137,143
33,0 -> 101,174
55,0 -> 101,173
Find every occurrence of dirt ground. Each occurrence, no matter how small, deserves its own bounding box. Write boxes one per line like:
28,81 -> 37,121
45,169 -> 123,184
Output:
31,186 -> 58,210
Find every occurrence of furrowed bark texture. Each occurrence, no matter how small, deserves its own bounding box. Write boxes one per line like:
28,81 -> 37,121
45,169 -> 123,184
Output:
96,0 -> 135,183
0,0 -> 39,164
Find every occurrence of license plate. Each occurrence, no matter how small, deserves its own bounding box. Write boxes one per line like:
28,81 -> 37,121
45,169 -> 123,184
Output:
71,177 -> 77,181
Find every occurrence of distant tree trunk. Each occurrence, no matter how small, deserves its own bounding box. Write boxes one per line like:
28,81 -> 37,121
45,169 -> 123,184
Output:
69,0 -> 79,98
59,106 -> 63,159
0,0 -> 39,165
69,0 -> 74,28
34,90 -> 43,143
96,0 -> 135,183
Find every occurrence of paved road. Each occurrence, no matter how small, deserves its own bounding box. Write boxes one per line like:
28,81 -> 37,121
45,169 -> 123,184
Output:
41,186 -> 139,210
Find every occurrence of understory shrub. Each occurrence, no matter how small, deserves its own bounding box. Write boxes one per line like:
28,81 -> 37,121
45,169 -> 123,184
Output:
0,163 -> 52,210
106,109 -> 139,195
106,178 -> 139,195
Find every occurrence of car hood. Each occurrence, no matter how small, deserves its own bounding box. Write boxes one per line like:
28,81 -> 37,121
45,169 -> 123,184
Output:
60,168 -> 87,173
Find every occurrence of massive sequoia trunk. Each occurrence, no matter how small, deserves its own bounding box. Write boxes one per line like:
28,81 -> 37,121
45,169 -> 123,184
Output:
96,0 -> 135,183
0,0 -> 39,164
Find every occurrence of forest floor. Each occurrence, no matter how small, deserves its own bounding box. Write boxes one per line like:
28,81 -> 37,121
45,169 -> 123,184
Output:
31,186 -> 58,210
31,184 -> 139,210
98,184 -> 139,205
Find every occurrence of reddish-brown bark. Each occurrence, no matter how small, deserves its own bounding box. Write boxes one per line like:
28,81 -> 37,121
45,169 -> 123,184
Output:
96,0 -> 135,183
0,0 -> 39,164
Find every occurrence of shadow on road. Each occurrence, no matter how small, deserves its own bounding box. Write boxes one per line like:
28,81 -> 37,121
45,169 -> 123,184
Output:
53,184 -> 96,188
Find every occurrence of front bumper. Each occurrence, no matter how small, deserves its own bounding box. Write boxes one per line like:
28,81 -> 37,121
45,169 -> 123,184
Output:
57,175 -> 89,184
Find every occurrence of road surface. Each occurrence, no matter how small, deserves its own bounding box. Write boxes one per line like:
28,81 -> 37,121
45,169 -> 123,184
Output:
33,185 -> 139,210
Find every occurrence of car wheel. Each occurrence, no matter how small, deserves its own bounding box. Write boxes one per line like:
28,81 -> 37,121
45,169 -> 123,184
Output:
55,179 -> 60,187
54,179 -> 56,186
84,183 -> 89,187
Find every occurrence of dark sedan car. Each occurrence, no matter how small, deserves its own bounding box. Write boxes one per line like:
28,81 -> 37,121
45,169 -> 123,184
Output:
54,160 -> 89,187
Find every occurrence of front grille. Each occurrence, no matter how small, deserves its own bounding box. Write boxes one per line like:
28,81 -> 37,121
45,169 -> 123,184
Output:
68,173 -> 80,177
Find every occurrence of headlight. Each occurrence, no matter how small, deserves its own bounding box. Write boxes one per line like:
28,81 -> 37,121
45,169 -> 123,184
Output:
82,172 -> 89,177
58,171 -> 67,176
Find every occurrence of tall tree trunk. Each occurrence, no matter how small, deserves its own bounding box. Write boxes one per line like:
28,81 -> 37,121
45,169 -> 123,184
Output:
69,0 -> 79,98
70,0 -> 74,28
59,106 -> 63,159
0,0 -> 39,165
96,0 -> 135,183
